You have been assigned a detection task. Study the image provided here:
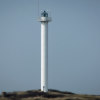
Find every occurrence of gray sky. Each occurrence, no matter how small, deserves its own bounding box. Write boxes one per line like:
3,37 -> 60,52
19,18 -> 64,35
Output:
0,0 -> 100,95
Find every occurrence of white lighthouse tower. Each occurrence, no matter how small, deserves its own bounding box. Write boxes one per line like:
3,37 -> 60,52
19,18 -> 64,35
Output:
38,11 -> 51,92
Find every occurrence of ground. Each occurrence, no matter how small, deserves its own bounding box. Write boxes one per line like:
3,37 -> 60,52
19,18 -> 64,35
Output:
0,89 -> 100,100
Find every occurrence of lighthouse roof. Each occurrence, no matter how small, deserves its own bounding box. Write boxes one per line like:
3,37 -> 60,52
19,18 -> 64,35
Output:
41,11 -> 48,17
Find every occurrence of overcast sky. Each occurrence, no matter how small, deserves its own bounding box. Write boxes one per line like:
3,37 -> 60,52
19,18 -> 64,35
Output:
0,0 -> 100,95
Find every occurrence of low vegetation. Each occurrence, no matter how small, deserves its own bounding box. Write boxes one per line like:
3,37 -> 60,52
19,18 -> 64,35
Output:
0,89 -> 100,100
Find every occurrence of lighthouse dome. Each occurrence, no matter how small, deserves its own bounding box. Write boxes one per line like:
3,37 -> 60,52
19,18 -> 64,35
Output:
41,11 -> 48,17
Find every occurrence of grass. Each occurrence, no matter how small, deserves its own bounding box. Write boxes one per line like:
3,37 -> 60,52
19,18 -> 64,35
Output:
0,89 -> 100,100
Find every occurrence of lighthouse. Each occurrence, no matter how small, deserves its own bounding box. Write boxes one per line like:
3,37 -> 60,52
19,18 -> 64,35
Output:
38,11 -> 51,92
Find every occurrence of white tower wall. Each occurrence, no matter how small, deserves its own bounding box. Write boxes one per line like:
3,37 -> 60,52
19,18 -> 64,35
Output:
41,22 -> 48,92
